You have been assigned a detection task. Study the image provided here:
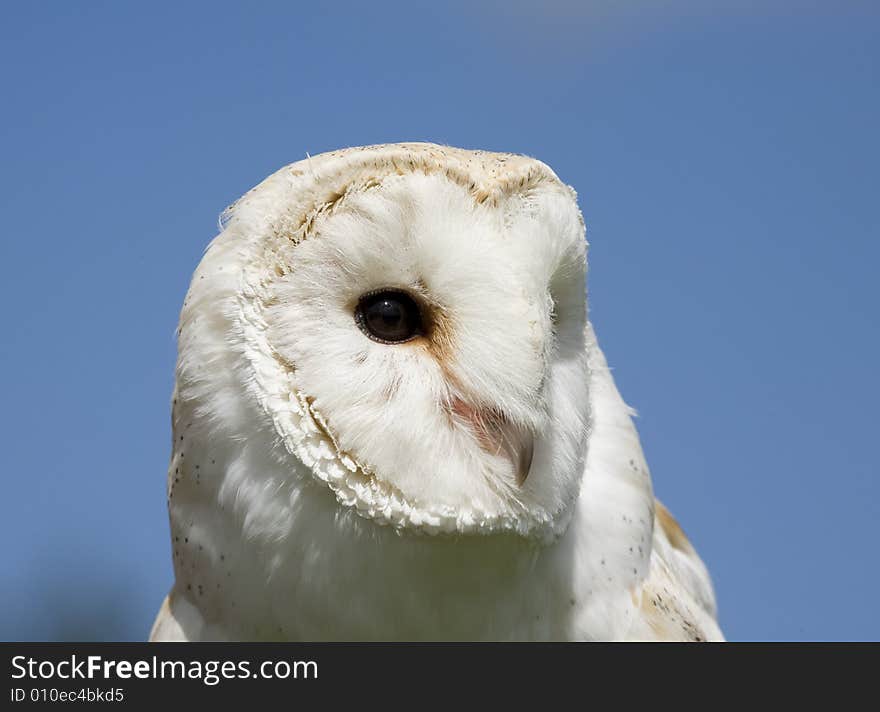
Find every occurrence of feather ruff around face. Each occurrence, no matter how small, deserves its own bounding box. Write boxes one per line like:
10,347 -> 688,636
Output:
183,143 -> 591,539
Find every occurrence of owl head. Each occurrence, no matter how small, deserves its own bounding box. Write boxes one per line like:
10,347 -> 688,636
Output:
178,143 -> 590,540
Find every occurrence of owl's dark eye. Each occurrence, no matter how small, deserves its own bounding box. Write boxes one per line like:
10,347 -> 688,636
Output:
355,290 -> 423,344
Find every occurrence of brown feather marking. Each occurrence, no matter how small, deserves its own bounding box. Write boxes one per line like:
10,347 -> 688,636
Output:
638,574 -> 707,642
656,500 -> 692,553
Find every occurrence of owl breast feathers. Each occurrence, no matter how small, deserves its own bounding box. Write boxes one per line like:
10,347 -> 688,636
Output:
150,143 -> 724,642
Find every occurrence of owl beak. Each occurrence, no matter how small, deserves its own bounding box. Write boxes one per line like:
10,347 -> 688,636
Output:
450,398 -> 535,486
501,423 -> 534,486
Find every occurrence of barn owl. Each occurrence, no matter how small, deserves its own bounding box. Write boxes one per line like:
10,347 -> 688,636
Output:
150,143 -> 724,641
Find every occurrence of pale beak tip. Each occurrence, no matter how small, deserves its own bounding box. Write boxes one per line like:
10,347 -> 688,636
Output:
516,434 -> 535,487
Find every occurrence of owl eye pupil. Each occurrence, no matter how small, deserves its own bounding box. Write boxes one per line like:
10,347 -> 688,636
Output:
356,290 -> 423,343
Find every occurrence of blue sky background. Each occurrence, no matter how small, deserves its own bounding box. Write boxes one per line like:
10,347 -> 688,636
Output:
1,1 -> 877,641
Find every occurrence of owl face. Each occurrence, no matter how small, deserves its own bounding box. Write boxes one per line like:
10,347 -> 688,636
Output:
224,145 -> 590,537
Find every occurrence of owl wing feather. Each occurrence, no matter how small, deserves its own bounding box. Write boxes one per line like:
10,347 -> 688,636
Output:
630,500 -> 724,641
